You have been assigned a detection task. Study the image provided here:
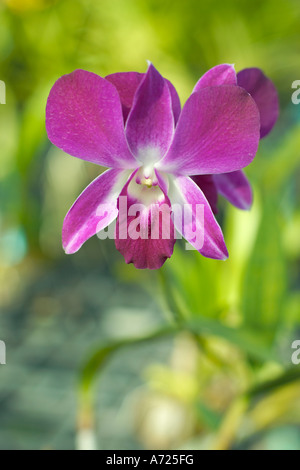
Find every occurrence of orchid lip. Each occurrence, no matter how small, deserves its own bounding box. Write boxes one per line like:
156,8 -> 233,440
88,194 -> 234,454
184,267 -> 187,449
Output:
128,167 -> 166,206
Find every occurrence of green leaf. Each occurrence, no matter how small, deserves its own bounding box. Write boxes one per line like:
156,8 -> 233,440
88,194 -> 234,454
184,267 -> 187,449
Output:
195,401 -> 222,430
246,368 -> 300,399
241,196 -> 286,339
251,125 -> 300,190
188,317 -> 277,362
161,243 -> 222,320
79,326 -> 176,394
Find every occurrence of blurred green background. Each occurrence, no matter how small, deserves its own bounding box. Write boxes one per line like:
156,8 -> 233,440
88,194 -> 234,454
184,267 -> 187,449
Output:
0,0 -> 300,450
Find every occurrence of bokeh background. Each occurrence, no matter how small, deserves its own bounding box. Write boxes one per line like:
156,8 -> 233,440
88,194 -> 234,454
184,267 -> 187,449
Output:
0,0 -> 300,450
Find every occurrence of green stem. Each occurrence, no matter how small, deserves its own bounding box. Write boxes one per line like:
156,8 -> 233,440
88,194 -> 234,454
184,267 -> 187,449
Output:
157,267 -> 186,326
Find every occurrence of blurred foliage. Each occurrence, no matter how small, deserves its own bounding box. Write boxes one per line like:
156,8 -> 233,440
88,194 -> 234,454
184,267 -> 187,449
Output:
0,0 -> 300,450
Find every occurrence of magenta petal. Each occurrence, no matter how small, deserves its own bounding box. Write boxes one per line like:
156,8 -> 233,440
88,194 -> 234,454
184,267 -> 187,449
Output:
191,175 -> 219,214
106,72 -> 181,126
193,64 -> 237,91
166,79 -> 181,125
115,175 -> 175,269
63,169 -> 130,254
214,170 -> 253,210
169,176 -> 228,260
158,85 -> 260,176
105,72 -> 144,123
46,70 -> 138,169
237,68 -> 279,138
125,63 -> 174,159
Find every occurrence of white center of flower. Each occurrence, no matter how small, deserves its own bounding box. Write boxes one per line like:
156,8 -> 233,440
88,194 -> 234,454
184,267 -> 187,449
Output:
128,165 -> 165,206
127,145 -> 170,205
136,146 -> 162,167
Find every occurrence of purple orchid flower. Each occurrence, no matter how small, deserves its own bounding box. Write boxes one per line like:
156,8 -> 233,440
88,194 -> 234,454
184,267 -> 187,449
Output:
191,64 -> 279,213
46,63 -> 260,269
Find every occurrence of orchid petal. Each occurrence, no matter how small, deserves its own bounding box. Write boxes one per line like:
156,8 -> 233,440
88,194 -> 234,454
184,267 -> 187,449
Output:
63,169 -> 130,254
105,72 -> 144,123
125,63 -> 174,160
46,70 -> 138,169
237,68 -> 279,139
169,175 -> 228,260
106,72 -> 181,125
166,78 -> 181,125
192,175 -> 219,214
158,85 -> 260,176
193,64 -> 237,91
214,170 -> 253,210
115,172 -> 175,269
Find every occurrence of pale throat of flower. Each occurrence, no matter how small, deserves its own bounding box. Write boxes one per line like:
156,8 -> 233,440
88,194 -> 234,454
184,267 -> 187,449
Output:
128,146 -> 168,206
140,176 -> 153,188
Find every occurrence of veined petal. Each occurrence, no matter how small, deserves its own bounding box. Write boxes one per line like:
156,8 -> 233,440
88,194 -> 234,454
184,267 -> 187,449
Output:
46,70 -> 138,169
158,85 -> 260,176
237,68 -> 279,138
106,71 -> 181,125
115,171 -> 175,269
214,170 -> 253,210
192,175 -> 219,214
193,64 -> 237,91
125,63 -> 174,161
169,175 -> 228,260
63,168 -> 131,254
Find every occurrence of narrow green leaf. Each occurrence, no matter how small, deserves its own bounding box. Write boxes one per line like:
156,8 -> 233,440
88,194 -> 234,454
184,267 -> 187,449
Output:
241,196 -> 286,339
79,327 -> 176,394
